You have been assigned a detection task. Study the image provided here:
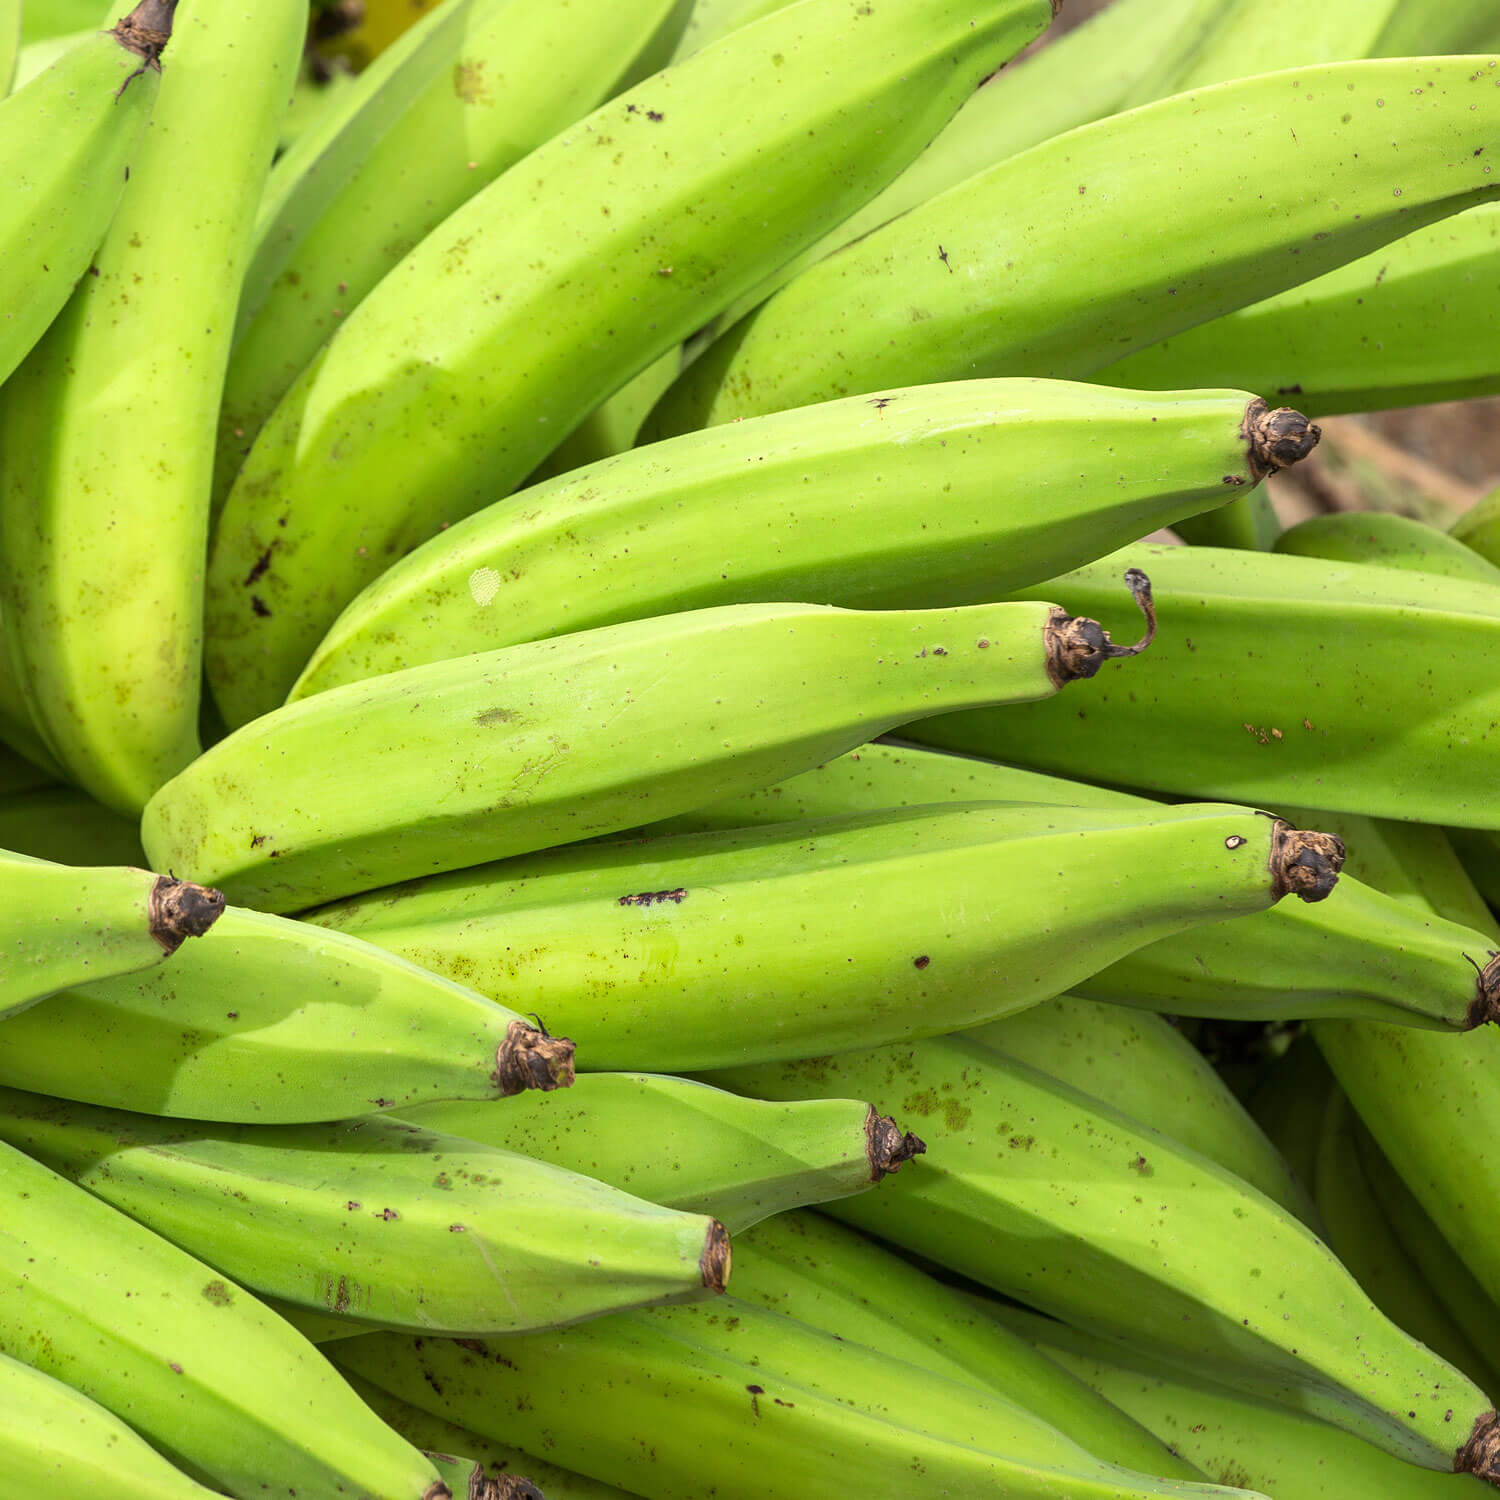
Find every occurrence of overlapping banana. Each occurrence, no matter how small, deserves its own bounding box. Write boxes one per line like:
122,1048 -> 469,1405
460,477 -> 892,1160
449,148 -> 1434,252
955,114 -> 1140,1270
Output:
204,0 -> 1057,725
0,903 -> 573,1121
305,799 -> 1341,1073
0,782 -> 145,865
1275,510 -> 1500,583
153,587 -> 1159,911
704,1036 -> 1500,1477
291,383 -> 1314,699
0,851 -> 222,1016
398,1072 -> 922,1232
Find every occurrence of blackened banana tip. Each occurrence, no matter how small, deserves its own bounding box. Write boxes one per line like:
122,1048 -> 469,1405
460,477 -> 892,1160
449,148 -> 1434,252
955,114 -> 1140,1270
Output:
866,1106 -> 927,1180
492,1017 -> 577,1095
1243,397 -> 1321,481
1045,568 -> 1156,686
1464,953 -> 1500,1030
1269,822 -> 1345,904
113,0 -> 178,67
1456,1409 -> 1500,1481
148,875 -> 227,954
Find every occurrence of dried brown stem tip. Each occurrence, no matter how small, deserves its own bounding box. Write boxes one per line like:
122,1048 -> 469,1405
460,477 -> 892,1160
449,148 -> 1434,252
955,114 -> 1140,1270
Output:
112,0 -> 178,67
1045,568 -> 1156,687
419,1483 -> 453,1500
1268,821 -> 1344,904
493,1017 -> 576,1095
700,1219 -> 732,1293
1243,397 -> 1321,481
1464,953 -> 1500,1030
148,875 -> 227,955
1456,1410 -> 1500,1481
459,1469 -> 544,1500
866,1106 -> 928,1181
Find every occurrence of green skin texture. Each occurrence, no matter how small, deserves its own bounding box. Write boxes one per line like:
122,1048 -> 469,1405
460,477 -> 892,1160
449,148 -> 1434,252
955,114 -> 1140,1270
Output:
204,0 -> 1055,728
153,598 -> 1069,913
398,1073 -> 888,1233
0,741 -> 55,797
0,1140 -> 444,1500
702,1037 -> 1495,1474
0,904 -> 548,1122
995,1306 -> 1495,1500
217,0 -> 688,508
1242,1036 -> 1336,1212
1275,512 -> 1500,585
966,996 -> 1313,1223
1102,201 -> 1500,416
0,26 -> 153,388
0,785 -> 146,866
1451,474 -> 1500,568
0,1352 -> 220,1500
18,0 -> 104,45
1311,1089 -> 1500,1394
0,852 -> 211,1018
642,57 -> 1500,438
0,1090 -> 722,1336
306,801 -> 1300,1074
332,1311 -> 1261,1500
292,379 -> 1267,701
664,740 -> 1500,1031
731,1210 -> 1208,1483
905,543 -> 1500,830
0,0 -> 304,817
1172,490 -> 1282,554
0,0 -> 16,93
0,599 -> 59,775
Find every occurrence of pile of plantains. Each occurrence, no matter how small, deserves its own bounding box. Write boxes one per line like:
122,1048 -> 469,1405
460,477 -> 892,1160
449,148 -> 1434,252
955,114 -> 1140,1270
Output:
5,0 -> 1500,1495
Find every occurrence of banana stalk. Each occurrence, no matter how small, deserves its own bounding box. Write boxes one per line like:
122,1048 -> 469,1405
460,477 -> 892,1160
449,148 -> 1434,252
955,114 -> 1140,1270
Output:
305,800 -> 1340,1073
397,1073 -> 922,1232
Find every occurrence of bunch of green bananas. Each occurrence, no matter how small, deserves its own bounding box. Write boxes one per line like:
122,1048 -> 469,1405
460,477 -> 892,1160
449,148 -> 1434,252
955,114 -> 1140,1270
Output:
8,0 -> 1500,1495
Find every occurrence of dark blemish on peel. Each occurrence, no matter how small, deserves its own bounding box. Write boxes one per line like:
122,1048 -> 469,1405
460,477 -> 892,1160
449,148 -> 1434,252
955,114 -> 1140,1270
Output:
938,245 -> 952,271
618,888 -> 687,907
474,707 -> 516,727
250,596 -> 271,618
869,396 -> 894,409
913,955 -> 930,969
1225,836 -> 1247,849
243,549 -> 273,586
1222,474 -> 1246,485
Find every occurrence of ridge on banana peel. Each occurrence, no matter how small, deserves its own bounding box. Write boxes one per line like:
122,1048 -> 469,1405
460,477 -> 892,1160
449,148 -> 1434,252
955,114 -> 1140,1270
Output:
152,586 -> 1157,913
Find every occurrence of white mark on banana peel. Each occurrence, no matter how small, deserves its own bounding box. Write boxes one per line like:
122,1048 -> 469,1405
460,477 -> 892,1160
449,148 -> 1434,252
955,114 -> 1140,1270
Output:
469,566 -> 501,606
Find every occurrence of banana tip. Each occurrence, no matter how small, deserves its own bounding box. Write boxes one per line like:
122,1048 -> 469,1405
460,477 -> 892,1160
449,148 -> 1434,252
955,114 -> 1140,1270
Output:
1464,953 -> 1500,1030
866,1106 -> 928,1181
1456,1410 -> 1500,1482
112,0 -> 177,68
148,875 -> 227,954
492,1018 -> 576,1095
1044,569 -> 1156,687
460,1469 -> 544,1500
420,1483 -> 453,1500
1268,822 -> 1344,903
1243,397 -> 1320,481
700,1220 -> 732,1293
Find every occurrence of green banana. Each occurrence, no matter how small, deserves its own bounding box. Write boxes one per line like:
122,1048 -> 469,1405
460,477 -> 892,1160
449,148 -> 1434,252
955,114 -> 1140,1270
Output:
1451,475 -> 1500,566
0,0 -> 17,92
904,542 -> 1500,829
0,851 -> 223,1017
0,0 -> 163,390
0,1138 -> 453,1500
10,26 -> 96,90
1102,203 -> 1500,415
731,1210 -> 1209,1482
204,0 -> 1056,727
1312,1087 -> 1499,1392
1275,510 -> 1500,583
0,0 -> 304,817
0,901 -> 573,1120
702,1036 -> 1500,1476
0,784 -> 146,865
305,799 -> 1340,1074
996,1304 -> 1496,1500
1374,1 -> 1500,56
19,0 -> 108,45
398,1072 -> 923,1232
0,741 -> 57,797
0,1350 -> 224,1500
333,1311 -> 1265,1500
1242,1035 -> 1336,1205
641,57 -> 1500,438
156,589 -> 1158,912
219,0 -> 689,507
664,740 -> 1500,1031
291,382 -> 1313,701
0,1086 -> 731,1335
966,996 -> 1313,1221
0,600 -> 61,776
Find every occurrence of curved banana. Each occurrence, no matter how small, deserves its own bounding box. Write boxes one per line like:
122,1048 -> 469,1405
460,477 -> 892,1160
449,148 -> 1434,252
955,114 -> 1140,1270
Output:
0,0 -> 304,816
398,1073 -> 923,1232
1101,203 -> 1500,415
966,996 -> 1313,1221
642,57 -> 1500,438
332,1310 -> 1266,1500
0,1350 -> 222,1500
904,542 -> 1500,830
0,903 -> 572,1121
702,1035 -> 1500,1476
0,784 -> 146,865
0,1139 -> 453,1500
1275,510 -> 1500,583
996,1304 -> 1496,1500
732,1210 -> 1209,1481
306,800 -> 1340,1074
0,1086 -> 730,1335
292,382 -> 1312,700
157,590 -> 1156,912
204,0 -> 1056,727
0,0 -> 162,389
0,850 -> 222,1017
219,0 -> 688,507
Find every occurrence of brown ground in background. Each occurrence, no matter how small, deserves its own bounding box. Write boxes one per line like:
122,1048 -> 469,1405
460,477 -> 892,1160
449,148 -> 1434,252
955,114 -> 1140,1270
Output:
1040,0 -> 1500,528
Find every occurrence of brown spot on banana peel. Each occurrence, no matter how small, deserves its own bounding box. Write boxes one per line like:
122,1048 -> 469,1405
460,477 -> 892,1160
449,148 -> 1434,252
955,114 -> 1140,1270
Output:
1242,398 -> 1321,482
1045,568 -> 1157,688
865,1106 -> 928,1181
492,1018 -> 576,1095
148,875 -> 226,955
1463,952 -> 1500,1030
700,1219 -> 732,1293
1268,821 -> 1345,904
1457,1410 -> 1500,1481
